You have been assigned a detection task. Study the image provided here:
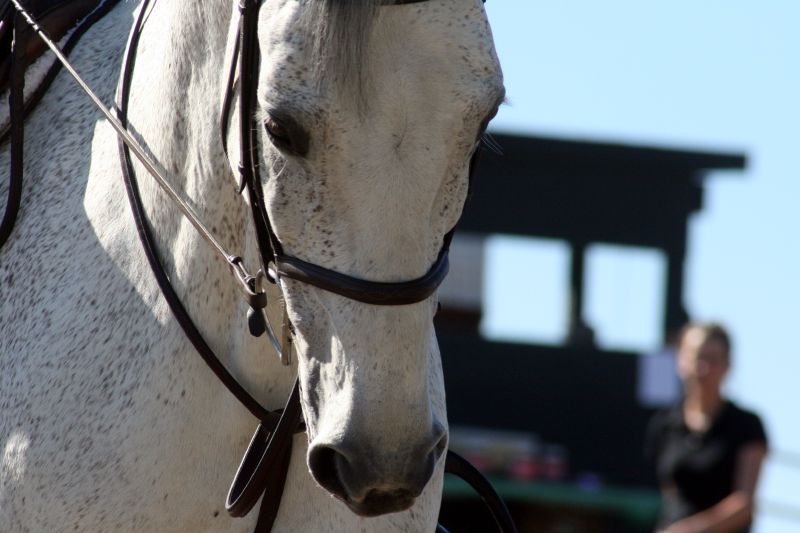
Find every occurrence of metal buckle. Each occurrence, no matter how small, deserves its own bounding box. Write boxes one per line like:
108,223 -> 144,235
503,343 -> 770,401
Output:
228,256 -> 268,309
227,257 -> 292,365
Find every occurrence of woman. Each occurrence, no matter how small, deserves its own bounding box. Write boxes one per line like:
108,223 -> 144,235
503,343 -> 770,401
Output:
646,322 -> 768,533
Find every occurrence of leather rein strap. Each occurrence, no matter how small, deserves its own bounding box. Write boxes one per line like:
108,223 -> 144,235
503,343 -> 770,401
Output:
2,1 -> 24,249
0,0 -> 122,246
9,0 -> 296,529
5,1 -> 516,532
116,1 -> 295,529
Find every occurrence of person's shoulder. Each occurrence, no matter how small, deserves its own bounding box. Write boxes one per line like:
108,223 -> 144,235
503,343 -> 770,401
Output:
723,400 -> 768,445
725,400 -> 764,423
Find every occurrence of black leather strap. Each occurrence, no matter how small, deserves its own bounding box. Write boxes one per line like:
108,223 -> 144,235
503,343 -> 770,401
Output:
1,8 -> 26,249
444,451 -> 518,533
1,0 -> 120,248
237,0 -> 285,277
116,3 -> 298,531
226,379 -> 302,525
274,231 -> 451,306
115,0 -> 282,426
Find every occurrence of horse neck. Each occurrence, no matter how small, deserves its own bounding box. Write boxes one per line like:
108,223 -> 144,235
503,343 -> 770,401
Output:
128,1 -> 293,401
130,0 -> 235,228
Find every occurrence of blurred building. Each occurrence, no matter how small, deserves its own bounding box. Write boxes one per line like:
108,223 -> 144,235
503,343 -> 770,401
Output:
436,133 -> 745,533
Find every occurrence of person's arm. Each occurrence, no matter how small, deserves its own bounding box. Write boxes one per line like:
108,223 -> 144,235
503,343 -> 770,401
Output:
658,443 -> 768,533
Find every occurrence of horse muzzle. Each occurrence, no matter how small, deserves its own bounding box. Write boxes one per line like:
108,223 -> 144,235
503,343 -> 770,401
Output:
307,422 -> 448,516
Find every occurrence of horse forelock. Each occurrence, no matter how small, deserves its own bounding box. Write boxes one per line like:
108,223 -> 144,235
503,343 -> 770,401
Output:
299,0 -> 395,107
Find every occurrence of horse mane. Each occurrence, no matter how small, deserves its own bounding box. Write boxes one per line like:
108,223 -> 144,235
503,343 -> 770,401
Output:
302,0 -> 404,107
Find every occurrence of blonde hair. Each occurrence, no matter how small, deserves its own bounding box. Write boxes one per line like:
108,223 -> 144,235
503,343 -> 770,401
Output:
679,321 -> 732,361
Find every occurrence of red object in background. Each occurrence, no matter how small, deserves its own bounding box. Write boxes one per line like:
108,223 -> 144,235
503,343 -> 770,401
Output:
465,451 -> 490,474
509,455 -> 540,481
541,444 -> 568,480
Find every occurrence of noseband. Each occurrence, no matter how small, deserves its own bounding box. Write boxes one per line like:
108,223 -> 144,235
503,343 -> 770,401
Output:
4,1 -> 513,532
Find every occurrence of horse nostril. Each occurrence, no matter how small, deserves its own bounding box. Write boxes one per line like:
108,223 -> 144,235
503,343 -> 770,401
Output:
308,445 -> 348,501
431,422 -> 448,460
434,431 -> 448,459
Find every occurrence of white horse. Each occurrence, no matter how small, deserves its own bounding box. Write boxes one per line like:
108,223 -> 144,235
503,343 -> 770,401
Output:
0,0 -> 503,531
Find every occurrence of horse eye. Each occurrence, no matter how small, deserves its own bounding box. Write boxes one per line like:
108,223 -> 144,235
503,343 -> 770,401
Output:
265,117 -> 292,149
263,114 -> 309,156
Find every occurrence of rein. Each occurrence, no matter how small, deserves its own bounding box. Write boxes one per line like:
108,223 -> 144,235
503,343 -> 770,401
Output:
3,1 -> 516,532
0,0 -> 123,245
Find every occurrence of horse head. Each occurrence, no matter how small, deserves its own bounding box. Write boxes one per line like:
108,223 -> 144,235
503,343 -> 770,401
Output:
242,0 -> 503,516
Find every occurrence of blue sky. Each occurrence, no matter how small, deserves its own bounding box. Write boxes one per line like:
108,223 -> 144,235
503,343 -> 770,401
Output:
480,2 -> 800,530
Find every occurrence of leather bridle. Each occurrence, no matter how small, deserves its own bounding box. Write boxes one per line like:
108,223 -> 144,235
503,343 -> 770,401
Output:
3,1 -> 515,532
228,0 -> 455,324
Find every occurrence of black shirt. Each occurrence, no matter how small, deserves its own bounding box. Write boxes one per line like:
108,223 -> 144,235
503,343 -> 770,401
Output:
645,400 -> 767,532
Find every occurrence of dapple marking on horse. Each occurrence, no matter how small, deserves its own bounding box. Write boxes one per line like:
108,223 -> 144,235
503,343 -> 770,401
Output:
0,0 -> 504,531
